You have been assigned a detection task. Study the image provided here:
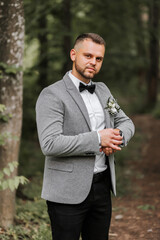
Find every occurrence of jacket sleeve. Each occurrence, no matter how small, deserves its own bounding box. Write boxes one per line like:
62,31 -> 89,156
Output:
109,95 -> 135,146
36,88 -> 100,157
100,82 -> 135,147
113,109 -> 135,146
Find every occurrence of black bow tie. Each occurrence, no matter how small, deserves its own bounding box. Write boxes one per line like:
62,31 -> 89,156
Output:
79,82 -> 96,94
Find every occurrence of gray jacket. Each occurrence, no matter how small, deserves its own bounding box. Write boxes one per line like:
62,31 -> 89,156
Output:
36,72 -> 135,204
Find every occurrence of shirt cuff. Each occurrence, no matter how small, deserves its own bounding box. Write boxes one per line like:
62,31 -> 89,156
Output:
97,131 -> 101,146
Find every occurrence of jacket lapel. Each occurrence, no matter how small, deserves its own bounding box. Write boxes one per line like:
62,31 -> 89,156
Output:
95,84 -> 111,128
63,73 -> 92,130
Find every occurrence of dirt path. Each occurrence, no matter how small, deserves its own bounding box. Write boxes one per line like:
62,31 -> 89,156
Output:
109,115 -> 160,240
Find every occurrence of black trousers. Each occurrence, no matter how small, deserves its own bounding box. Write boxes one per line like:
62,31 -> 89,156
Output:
47,169 -> 112,240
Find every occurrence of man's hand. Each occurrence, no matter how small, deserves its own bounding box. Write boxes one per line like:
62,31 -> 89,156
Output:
100,147 -> 117,156
99,128 -> 123,151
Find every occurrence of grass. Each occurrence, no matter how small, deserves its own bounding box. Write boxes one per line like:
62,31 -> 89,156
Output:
137,204 -> 155,211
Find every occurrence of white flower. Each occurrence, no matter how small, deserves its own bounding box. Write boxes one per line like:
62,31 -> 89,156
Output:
112,103 -> 116,108
105,97 -> 120,115
108,102 -> 113,107
111,107 -> 117,114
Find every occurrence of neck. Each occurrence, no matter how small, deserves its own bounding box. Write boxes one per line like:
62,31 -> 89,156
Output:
71,70 -> 90,84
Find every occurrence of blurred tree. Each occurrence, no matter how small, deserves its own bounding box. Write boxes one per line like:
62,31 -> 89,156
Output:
37,10 -> 48,89
73,0 -> 139,86
61,0 -> 72,74
147,0 -> 159,108
22,0 -> 73,140
0,0 -> 24,228
134,2 -> 148,88
24,0 -> 72,90
24,0 -> 50,92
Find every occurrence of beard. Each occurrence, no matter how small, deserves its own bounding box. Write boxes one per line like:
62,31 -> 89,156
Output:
74,61 -> 97,80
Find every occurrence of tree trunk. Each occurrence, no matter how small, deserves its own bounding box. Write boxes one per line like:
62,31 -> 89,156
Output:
147,0 -> 159,108
136,5 -> 148,88
0,0 -> 24,228
61,0 -> 72,75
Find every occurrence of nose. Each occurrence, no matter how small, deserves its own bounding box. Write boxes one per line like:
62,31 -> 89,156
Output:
90,57 -> 96,65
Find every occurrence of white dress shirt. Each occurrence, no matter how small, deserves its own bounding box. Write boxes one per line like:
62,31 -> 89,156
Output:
69,71 -> 107,173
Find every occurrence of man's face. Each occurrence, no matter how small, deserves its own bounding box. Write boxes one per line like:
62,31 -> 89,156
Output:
70,39 -> 105,83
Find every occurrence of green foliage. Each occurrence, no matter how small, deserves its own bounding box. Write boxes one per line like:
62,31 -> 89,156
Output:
0,169 -> 51,239
0,104 -> 12,122
0,104 -> 6,112
0,132 -> 11,146
0,161 -> 29,192
0,62 -> 23,78
137,204 -> 155,211
0,199 -> 51,240
0,141 -> 50,238
0,113 -> 12,122
0,132 -> 19,146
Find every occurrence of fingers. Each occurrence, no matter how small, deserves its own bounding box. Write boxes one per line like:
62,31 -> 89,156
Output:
103,147 -> 113,156
110,144 -> 121,151
114,129 -> 121,135
99,147 -> 103,152
98,128 -> 123,156
101,147 -> 117,156
112,139 -> 123,145
99,128 -> 123,148
101,146 -> 119,156
103,138 -> 122,149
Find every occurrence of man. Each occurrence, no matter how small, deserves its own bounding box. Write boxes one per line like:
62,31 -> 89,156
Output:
36,33 -> 135,240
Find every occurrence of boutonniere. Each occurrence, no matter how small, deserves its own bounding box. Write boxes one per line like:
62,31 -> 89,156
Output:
105,97 -> 120,115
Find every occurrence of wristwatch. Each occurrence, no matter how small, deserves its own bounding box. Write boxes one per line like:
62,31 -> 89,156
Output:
119,130 -> 124,147
119,130 -> 123,136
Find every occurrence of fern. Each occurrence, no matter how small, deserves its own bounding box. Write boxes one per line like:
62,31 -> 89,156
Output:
0,161 -> 29,192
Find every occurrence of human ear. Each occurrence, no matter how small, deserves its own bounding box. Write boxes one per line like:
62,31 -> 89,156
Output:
70,49 -> 76,61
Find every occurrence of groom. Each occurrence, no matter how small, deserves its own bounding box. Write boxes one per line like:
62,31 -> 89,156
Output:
36,33 -> 135,240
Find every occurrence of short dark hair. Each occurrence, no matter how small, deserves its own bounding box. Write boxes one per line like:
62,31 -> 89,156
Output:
74,33 -> 106,47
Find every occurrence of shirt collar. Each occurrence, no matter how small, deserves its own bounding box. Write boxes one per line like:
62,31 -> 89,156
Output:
69,70 -> 92,90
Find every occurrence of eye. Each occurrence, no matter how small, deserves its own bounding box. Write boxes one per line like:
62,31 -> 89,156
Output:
86,55 -> 91,58
96,57 -> 103,62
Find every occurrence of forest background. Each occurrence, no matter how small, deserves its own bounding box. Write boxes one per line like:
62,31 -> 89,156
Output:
0,0 -> 159,239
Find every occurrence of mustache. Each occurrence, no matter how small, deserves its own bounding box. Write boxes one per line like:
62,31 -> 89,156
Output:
86,65 -> 96,71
